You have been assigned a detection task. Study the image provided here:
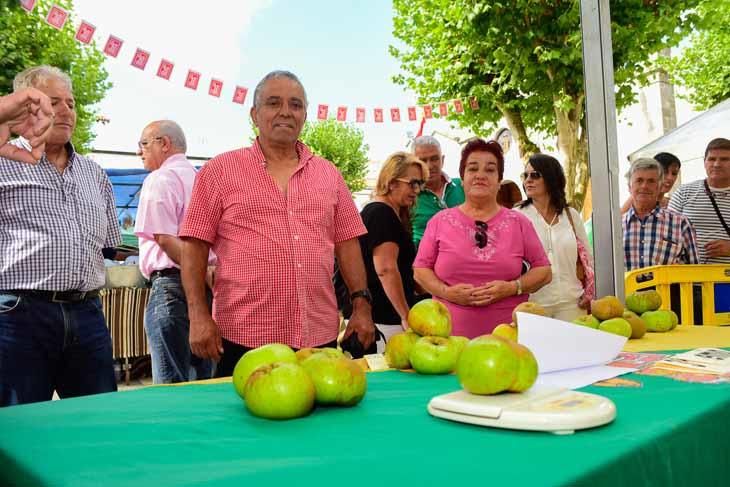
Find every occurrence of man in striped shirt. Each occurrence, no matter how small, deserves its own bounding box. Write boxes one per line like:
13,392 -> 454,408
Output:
180,71 -> 375,376
669,138 -> 730,264
0,66 -> 121,407
623,158 -> 699,271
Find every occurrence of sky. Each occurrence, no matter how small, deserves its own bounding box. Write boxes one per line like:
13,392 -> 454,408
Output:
63,0 -> 707,197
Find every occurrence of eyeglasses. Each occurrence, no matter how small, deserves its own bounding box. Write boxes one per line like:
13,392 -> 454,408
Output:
137,136 -> 163,150
396,178 -> 426,191
475,220 -> 488,249
520,170 -> 542,181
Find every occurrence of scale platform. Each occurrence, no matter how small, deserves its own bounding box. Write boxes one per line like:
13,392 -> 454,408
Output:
428,386 -> 616,435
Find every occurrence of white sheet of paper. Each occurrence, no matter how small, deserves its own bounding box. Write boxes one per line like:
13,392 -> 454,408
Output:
517,312 -> 628,373
535,365 -> 637,390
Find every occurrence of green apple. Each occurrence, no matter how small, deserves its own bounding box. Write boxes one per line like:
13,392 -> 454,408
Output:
384,331 -> 419,369
409,336 -> 460,374
300,355 -> 367,406
408,299 -> 452,337
625,290 -> 662,314
668,310 -> 679,329
598,317 -> 632,338
572,314 -> 600,329
492,323 -> 518,341
456,335 -> 519,395
449,335 -> 469,357
295,347 -> 344,362
232,343 -> 297,399
508,343 -> 539,393
243,362 -> 315,419
642,310 -> 674,332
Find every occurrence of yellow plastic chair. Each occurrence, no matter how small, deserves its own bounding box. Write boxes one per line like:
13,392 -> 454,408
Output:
625,264 -> 730,326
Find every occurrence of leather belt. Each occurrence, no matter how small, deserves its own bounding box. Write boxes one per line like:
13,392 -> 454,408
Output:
7,289 -> 100,303
150,268 -> 181,280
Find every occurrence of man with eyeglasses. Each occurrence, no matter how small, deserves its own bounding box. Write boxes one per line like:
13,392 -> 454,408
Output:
0,66 -> 121,407
411,136 -> 465,248
134,120 -> 214,383
179,71 -> 375,375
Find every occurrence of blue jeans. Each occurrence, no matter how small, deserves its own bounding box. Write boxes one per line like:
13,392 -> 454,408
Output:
0,292 -> 117,407
145,275 -> 213,384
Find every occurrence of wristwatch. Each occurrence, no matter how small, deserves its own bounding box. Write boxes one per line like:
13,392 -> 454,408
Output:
350,289 -> 373,306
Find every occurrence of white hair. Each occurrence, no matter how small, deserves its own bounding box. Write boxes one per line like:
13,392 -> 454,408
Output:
626,157 -> 664,183
13,65 -> 73,92
253,70 -> 308,109
153,120 -> 187,152
413,135 -> 441,151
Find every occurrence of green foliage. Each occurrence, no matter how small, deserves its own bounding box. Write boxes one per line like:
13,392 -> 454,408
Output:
0,0 -> 110,153
299,119 -> 369,193
664,0 -> 730,110
390,0 -> 700,208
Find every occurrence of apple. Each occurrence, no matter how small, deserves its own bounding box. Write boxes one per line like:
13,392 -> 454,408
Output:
232,343 -> 297,399
622,310 -> 647,339
511,302 -> 548,325
450,335 -> 469,357
598,317 -> 632,338
295,347 -> 344,362
409,336 -> 460,374
243,362 -> 316,419
572,315 -> 600,329
456,335 -> 519,395
408,299 -> 452,337
508,343 -> 539,393
492,323 -> 518,341
300,355 -> 367,406
384,331 -> 419,369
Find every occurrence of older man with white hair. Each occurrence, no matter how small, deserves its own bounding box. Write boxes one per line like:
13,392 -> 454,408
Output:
622,157 -> 699,271
0,65 -> 121,407
134,120 -> 214,383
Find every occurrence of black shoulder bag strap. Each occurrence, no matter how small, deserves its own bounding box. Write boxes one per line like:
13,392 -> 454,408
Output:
704,179 -> 730,238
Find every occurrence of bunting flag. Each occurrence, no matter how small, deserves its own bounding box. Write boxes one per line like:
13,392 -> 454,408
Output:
20,1 -> 484,117
45,4 -> 68,30
74,20 -> 95,44
416,116 -> 426,137
156,59 -> 174,80
232,86 -> 248,104
130,48 -> 150,70
317,104 -> 328,120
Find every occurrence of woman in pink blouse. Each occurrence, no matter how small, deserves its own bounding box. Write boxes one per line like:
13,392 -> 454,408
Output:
413,139 -> 552,337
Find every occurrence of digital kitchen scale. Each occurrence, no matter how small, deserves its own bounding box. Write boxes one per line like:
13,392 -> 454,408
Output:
428,386 -> 616,435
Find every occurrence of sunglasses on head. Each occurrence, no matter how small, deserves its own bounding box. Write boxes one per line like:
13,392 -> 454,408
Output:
396,178 -> 426,191
520,170 -> 542,181
474,220 -> 488,249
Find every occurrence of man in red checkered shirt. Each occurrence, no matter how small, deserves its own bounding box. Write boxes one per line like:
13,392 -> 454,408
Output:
180,71 -> 375,376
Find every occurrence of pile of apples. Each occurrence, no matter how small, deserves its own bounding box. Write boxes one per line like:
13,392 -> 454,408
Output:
572,290 -> 678,338
385,299 -> 540,395
232,344 -> 366,420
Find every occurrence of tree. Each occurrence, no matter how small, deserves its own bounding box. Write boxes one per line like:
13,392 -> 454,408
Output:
390,0 -> 700,209
0,0 -> 110,153
664,0 -> 730,110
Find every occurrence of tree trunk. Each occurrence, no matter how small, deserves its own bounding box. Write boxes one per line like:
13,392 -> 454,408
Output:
554,94 -> 590,210
497,103 -> 540,161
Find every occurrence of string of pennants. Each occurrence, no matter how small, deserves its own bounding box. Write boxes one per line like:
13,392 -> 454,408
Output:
17,0 -> 481,123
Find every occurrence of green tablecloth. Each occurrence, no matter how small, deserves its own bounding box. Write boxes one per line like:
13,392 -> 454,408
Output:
1,371 -> 730,486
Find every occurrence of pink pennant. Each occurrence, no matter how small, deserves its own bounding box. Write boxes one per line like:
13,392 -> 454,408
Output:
390,108 -> 401,122
209,79 -> 223,97
75,21 -> 95,44
19,0 -> 36,13
232,86 -> 248,104
356,107 -> 366,123
439,103 -> 448,117
469,97 -> 479,110
337,106 -> 347,122
103,35 -> 123,58
408,106 -> 417,121
374,108 -> 384,123
131,48 -> 150,70
453,99 -> 464,113
46,4 -> 68,30
423,105 -> 433,119
156,59 -> 174,80
315,104 -> 327,120
184,70 -> 201,90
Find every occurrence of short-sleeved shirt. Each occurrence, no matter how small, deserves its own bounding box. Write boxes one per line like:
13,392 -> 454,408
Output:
0,139 -> 121,291
179,139 -> 366,349
359,202 -> 417,325
669,179 -> 730,264
414,206 -> 550,337
411,174 -> 464,247
134,154 -> 215,279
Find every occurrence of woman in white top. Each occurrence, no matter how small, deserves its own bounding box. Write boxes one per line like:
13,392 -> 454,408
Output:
515,154 -> 592,321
